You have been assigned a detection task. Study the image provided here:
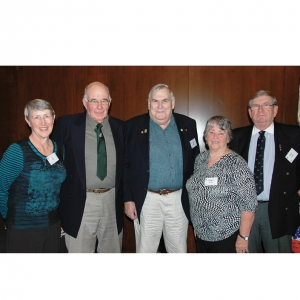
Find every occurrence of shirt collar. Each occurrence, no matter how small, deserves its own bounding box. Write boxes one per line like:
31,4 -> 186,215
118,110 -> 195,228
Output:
252,122 -> 274,136
150,114 -> 175,130
168,114 -> 176,128
86,112 -> 109,130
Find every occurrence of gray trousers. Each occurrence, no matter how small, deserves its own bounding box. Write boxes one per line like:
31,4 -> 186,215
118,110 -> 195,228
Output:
65,188 -> 123,253
249,202 -> 292,253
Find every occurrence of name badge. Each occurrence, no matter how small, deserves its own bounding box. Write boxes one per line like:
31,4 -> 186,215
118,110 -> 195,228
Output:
285,148 -> 298,163
205,177 -> 218,186
190,138 -> 197,149
46,153 -> 59,165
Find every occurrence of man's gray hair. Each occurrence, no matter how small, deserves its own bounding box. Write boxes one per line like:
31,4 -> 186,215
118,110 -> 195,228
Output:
83,82 -> 111,102
24,99 -> 55,120
148,84 -> 175,101
203,115 -> 233,142
248,90 -> 277,108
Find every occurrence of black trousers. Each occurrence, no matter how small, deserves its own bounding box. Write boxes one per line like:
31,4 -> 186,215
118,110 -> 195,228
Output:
196,230 -> 238,253
7,220 -> 61,253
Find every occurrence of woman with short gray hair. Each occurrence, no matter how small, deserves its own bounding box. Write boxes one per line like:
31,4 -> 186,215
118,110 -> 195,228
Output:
186,116 -> 257,253
0,99 -> 66,252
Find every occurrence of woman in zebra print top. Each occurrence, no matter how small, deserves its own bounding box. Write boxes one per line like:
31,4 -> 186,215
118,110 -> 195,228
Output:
186,116 -> 257,253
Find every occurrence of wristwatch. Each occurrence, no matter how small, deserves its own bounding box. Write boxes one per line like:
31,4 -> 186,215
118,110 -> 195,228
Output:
238,233 -> 249,240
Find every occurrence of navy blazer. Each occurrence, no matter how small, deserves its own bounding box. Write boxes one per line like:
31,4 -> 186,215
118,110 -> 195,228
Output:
123,113 -> 200,222
52,113 -> 125,238
230,122 -> 300,239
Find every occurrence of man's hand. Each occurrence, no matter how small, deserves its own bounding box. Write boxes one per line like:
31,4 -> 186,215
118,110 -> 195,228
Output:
125,201 -> 138,220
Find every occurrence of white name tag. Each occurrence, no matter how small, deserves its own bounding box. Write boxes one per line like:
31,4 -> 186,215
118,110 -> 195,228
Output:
285,148 -> 298,163
46,153 -> 59,165
205,177 -> 218,186
190,138 -> 197,149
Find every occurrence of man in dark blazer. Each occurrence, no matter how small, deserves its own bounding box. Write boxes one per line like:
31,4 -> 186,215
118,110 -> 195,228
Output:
230,90 -> 300,252
124,84 -> 200,253
52,82 -> 124,253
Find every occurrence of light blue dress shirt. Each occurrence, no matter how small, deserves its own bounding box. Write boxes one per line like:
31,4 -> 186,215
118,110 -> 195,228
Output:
248,123 -> 275,200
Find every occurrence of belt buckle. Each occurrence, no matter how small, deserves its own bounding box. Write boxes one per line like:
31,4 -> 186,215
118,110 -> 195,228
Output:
159,189 -> 168,195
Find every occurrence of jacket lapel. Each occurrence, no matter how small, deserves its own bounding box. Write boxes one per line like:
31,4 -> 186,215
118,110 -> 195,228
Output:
72,113 -> 86,189
273,122 -> 292,165
109,117 -> 121,157
238,127 -> 252,162
173,114 -> 190,174
138,114 -> 150,170
174,115 -> 189,151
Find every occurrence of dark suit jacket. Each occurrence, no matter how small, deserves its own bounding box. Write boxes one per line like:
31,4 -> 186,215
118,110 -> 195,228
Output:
123,113 -> 200,221
51,113 -> 124,238
230,122 -> 300,239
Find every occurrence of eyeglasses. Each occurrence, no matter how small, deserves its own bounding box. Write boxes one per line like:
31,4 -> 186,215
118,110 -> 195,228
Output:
87,98 -> 110,106
249,103 -> 276,110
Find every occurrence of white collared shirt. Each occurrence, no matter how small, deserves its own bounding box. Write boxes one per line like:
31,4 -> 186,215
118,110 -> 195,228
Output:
248,123 -> 275,200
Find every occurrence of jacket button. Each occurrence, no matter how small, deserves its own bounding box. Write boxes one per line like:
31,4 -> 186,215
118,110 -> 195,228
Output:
283,192 -> 286,194
286,172 -> 289,175
285,207 -> 288,210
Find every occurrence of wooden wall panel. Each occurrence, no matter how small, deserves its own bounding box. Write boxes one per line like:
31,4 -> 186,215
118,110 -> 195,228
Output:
188,66 -> 292,150
116,66 -> 189,121
40,66 -> 66,116
1,66 -> 300,253
0,67 -> 18,156
283,66 -> 300,125
61,67 -> 80,115
38,66 -> 51,99
105,66 -> 126,120
190,66 -> 245,150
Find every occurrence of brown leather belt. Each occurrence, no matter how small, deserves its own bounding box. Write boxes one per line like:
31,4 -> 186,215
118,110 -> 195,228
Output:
86,189 -> 111,193
148,189 -> 180,195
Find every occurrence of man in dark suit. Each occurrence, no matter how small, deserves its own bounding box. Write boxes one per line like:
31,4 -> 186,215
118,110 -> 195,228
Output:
52,82 -> 124,253
230,90 -> 300,252
124,84 -> 200,253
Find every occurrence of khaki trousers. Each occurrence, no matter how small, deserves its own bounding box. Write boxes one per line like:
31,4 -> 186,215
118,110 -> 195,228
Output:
134,189 -> 188,253
65,188 -> 122,253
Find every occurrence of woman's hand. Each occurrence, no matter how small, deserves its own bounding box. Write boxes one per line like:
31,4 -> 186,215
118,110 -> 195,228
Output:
237,211 -> 254,253
236,235 -> 249,253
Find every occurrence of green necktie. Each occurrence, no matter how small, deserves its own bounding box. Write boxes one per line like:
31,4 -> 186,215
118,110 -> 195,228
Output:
94,123 -> 107,180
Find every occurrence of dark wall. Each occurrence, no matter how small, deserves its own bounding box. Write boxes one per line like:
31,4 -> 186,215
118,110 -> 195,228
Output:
1,66 -> 299,252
